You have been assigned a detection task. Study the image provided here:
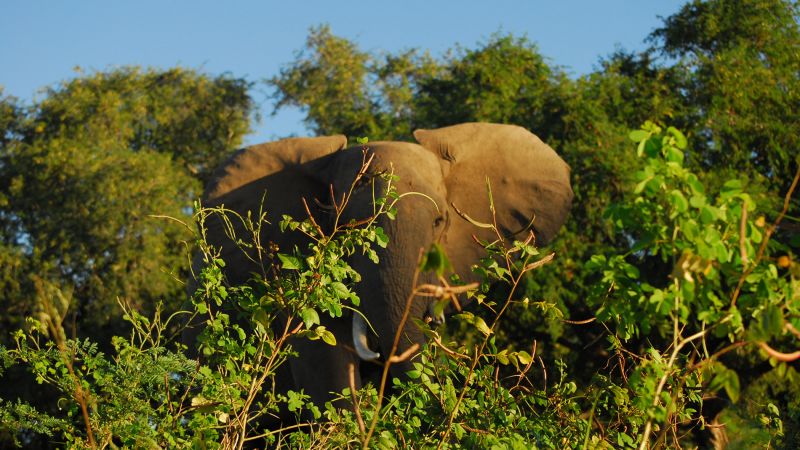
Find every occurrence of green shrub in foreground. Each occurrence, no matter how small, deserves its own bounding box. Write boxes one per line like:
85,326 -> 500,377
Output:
1,123 -> 797,448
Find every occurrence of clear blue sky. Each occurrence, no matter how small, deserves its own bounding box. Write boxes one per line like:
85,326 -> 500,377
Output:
1,1 -> 686,145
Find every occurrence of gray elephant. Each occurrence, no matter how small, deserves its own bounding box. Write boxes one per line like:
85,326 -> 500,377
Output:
186,122 -> 573,410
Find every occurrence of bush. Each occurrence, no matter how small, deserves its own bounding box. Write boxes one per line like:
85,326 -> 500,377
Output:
1,124 -> 797,448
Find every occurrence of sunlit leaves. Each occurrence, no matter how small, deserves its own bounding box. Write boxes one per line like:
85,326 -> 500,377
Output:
455,312 -> 492,337
587,121 -> 797,443
0,67 -> 253,343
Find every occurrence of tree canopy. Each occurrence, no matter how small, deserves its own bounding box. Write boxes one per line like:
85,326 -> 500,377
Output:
0,67 -> 254,341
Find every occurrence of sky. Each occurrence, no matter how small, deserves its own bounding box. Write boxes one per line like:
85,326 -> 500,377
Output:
1,1 -> 687,145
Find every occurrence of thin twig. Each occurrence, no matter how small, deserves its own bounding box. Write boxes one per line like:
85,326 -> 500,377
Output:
437,222 -> 546,448
512,340 -> 538,392
731,165 -> 800,308
688,341 -> 747,371
388,343 -> 420,363
739,200 -> 749,265
431,336 -> 470,360
349,363 -> 365,435
302,197 -> 324,237
638,328 -> 710,450
437,347 -> 480,450
562,317 -> 597,325
523,252 -> 555,271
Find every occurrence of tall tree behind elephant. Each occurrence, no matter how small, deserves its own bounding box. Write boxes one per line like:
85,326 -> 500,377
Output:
0,67 -> 254,343
187,122 -> 572,409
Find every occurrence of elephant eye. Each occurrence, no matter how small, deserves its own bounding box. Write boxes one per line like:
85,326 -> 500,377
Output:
434,214 -> 447,228
353,174 -> 371,191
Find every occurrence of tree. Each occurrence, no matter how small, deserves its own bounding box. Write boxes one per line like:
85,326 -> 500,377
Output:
414,34 -> 569,141
28,66 -> 254,183
270,25 -> 440,139
0,67 -> 254,342
650,0 -> 800,196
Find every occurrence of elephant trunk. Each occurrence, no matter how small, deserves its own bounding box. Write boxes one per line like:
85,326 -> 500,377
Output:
352,312 -> 380,361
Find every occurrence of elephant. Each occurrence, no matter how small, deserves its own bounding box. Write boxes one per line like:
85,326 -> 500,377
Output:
184,122 -> 573,412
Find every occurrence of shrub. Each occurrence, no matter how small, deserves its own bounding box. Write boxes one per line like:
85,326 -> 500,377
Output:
1,124 -> 797,448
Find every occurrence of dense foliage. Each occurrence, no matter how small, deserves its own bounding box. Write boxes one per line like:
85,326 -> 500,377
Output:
0,67 -> 254,342
1,0 -> 798,447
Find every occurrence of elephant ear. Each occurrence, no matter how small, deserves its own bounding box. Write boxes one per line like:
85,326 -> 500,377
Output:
205,135 -> 347,201
202,135 -> 347,284
414,123 -> 572,277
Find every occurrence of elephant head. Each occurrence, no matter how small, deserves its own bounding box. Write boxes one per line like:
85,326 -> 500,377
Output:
190,122 -> 573,408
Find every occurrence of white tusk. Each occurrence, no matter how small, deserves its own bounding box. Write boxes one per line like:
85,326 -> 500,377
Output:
352,313 -> 380,361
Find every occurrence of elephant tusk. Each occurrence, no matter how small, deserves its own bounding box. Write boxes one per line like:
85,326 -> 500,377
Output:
352,313 -> 380,361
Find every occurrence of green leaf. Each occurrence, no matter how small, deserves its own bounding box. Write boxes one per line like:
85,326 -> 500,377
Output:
715,368 -> 740,403
330,282 -> 350,299
286,391 -> 304,411
747,222 -> 763,243
300,308 -> 320,328
629,129 -> 649,143
666,126 -> 687,149
669,190 -> 688,213
366,249 -> 379,264
699,206 -> 717,224
682,219 -> 699,241
643,138 -> 660,157
637,139 -> 647,157
456,312 -> 492,337
378,431 -> 397,449
278,253 -> 302,270
432,298 -> 450,321
634,177 -> 652,194
253,309 -> 270,330
760,305 -> 784,338
374,226 -> 389,248
516,350 -> 532,365
721,179 -> 742,193
686,174 -> 705,195
713,241 -> 730,263
666,146 -> 684,164
496,349 -> 509,365
318,327 -> 337,346
689,194 -> 706,208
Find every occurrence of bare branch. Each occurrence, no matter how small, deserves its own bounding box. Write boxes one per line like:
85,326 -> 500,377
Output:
522,252 -> 555,272
758,341 -> 800,362
348,363 -> 365,435
388,343 -> 421,363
